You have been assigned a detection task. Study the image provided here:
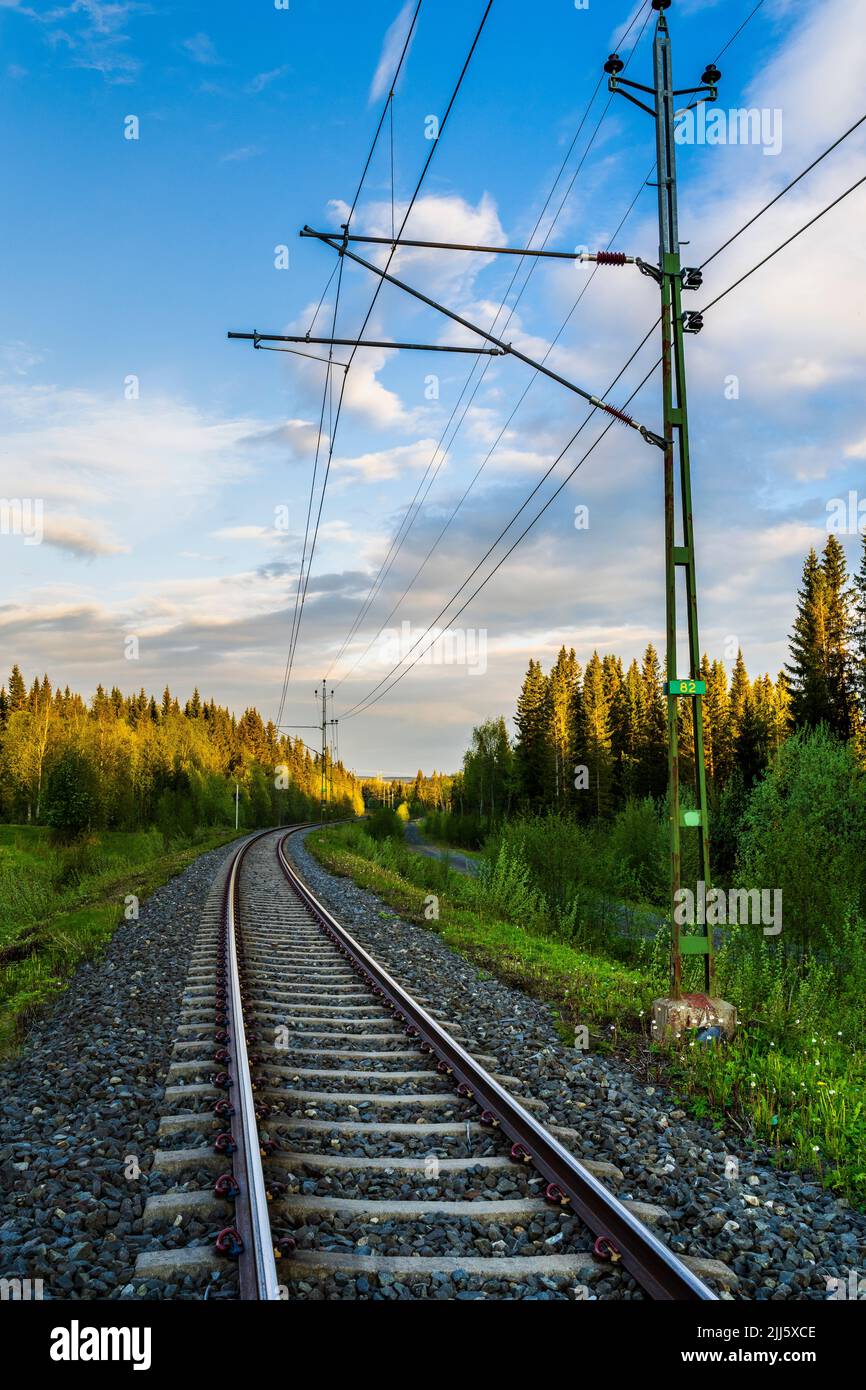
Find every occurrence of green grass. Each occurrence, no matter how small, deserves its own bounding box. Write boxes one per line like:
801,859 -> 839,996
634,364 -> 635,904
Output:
306,825 -> 655,1040
306,822 -> 866,1204
0,824 -> 239,1053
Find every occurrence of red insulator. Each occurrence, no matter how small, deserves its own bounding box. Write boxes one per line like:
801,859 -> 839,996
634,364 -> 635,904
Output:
214,1131 -> 237,1155
215,1226 -> 243,1259
596,250 -> 627,266
214,1172 -> 240,1200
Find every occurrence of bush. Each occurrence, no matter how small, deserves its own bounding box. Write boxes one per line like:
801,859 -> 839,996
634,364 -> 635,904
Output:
736,726 -> 866,963
424,810 -> 487,849
44,748 -> 98,842
364,807 -> 404,842
606,798 -> 668,903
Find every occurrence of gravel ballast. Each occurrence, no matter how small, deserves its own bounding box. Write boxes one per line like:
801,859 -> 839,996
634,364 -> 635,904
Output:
0,839 -> 240,1301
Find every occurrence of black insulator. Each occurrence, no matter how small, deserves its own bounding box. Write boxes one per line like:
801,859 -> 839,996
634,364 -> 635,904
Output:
652,0 -> 672,9
603,52 -> 624,76
681,266 -> 703,290
683,311 -> 704,334
702,64 -> 721,86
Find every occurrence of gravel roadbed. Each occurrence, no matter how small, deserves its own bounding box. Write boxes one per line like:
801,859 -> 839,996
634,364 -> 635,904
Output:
0,839 -> 241,1300
287,828 -> 866,1301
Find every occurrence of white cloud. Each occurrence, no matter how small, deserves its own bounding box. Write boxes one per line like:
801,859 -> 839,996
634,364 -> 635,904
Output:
221,145 -> 261,163
41,513 -> 128,558
211,525 -> 282,542
0,383 -> 266,520
182,32 -> 220,66
369,1 -> 415,104
332,437 -> 440,482
248,65 -> 289,94
352,192 -> 508,303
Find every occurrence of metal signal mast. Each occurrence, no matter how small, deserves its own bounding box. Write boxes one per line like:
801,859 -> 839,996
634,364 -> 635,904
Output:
605,0 -> 720,998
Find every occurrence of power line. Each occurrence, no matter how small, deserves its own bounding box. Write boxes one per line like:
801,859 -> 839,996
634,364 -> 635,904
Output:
307,1 -> 421,338
344,356 -> 662,721
341,317 -> 661,719
701,170 -> 866,313
700,112 -> 866,270
335,166 -> 655,690
714,0 -> 766,63
327,1 -> 654,682
277,259 -> 345,727
276,0 -> 491,722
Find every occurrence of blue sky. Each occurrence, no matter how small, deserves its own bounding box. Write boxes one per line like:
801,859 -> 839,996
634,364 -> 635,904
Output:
1,0 -> 864,773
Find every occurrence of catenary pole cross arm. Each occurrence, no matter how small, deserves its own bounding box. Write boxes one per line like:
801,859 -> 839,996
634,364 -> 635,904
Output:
300,226 -> 666,448
227,331 -> 506,357
300,228 -> 587,260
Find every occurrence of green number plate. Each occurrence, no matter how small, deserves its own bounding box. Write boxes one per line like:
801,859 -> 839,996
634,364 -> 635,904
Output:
666,679 -> 706,696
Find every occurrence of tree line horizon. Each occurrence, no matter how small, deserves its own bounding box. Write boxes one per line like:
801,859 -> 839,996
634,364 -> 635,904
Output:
1,533 -> 863,839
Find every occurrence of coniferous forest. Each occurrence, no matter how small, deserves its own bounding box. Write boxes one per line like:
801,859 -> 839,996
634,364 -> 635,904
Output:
451,535 -> 866,838
0,672 -> 364,836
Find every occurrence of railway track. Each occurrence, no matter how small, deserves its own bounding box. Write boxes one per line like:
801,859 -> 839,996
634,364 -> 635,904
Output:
134,827 -> 731,1301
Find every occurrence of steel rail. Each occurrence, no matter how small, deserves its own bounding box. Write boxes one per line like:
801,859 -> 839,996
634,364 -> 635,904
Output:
276,828 -> 716,1301
221,832 -> 282,1301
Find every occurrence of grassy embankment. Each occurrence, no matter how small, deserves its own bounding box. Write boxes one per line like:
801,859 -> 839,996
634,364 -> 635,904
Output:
306,820 -> 866,1203
0,824 -> 239,1053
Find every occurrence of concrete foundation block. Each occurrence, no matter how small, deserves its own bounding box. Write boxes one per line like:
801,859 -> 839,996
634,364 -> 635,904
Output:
652,994 -> 737,1041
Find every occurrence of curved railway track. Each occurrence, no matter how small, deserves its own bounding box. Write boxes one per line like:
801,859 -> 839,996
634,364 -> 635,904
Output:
135,827 -> 728,1301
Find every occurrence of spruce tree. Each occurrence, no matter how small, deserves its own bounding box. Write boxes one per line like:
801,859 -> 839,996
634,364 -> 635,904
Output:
619,659 -> 643,800
637,644 -> 667,800
854,532 -> 866,720
7,664 -> 26,711
786,547 -> 833,729
514,659 -> 550,809
705,659 -> 731,784
822,534 -> 856,738
581,652 -> 612,818
548,647 -> 580,807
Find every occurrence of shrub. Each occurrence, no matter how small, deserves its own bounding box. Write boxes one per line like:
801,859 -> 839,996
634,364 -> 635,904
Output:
364,807 -> 404,842
44,748 -> 98,842
736,726 -> 866,963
